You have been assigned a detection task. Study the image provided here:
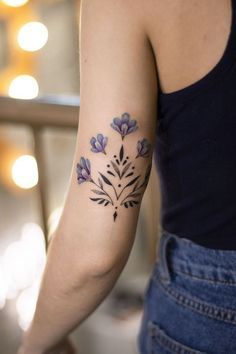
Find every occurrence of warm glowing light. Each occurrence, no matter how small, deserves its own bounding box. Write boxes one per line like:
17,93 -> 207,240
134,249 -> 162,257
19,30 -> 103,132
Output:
1,223 -> 46,302
17,22 -> 48,52
16,281 -> 40,331
0,261 -> 7,309
3,241 -> 36,291
15,223 -> 46,329
8,75 -> 39,99
21,223 -> 46,258
12,155 -> 38,189
2,0 -> 29,6
48,206 -> 63,237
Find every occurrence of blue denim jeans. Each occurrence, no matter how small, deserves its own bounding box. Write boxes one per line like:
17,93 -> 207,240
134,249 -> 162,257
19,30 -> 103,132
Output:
137,229 -> 236,354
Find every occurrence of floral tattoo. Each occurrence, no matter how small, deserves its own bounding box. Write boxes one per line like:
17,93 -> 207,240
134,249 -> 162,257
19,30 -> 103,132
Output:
76,112 -> 152,221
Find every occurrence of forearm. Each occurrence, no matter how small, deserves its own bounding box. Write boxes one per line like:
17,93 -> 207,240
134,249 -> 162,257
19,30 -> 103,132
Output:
21,230 -> 126,354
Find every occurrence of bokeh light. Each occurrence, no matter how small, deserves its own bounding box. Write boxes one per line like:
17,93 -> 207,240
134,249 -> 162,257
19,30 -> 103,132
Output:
16,280 -> 41,331
48,206 -> 63,238
8,75 -> 39,99
2,0 -> 29,6
0,223 -> 46,327
0,261 -> 7,309
17,22 -> 49,52
3,241 -> 32,294
2,224 -> 46,295
11,155 -> 38,189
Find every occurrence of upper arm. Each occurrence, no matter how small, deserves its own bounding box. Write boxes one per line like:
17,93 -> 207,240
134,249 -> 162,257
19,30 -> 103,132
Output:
58,0 -> 158,273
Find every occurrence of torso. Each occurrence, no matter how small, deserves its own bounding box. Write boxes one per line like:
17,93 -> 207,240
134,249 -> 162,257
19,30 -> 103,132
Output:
142,0 -> 232,94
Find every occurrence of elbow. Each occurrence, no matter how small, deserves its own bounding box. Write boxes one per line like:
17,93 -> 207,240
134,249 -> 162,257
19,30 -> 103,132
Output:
69,239 -> 130,280
84,253 -> 123,278
73,248 -> 127,282
59,254 -> 120,296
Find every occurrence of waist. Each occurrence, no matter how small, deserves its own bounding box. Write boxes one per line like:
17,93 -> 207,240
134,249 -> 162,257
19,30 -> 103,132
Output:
153,228 -> 236,286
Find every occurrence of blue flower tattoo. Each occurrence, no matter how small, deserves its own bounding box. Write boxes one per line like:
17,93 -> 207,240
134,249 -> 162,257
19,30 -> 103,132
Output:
76,157 -> 92,184
110,112 -> 138,140
90,133 -> 108,154
136,138 -> 151,158
76,112 -> 152,221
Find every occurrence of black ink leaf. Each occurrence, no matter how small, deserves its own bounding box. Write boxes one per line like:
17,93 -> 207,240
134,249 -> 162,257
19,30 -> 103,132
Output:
129,192 -> 141,198
131,200 -> 139,205
110,161 -> 121,178
132,180 -> 140,192
119,145 -> 124,162
90,197 -> 103,202
91,189 -> 106,195
90,197 -> 111,205
145,164 -> 152,182
123,200 -> 139,208
104,201 -> 109,206
136,166 -> 151,190
107,171 -> 116,177
99,172 -> 113,186
121,162 -> 131,178
125,172 -> 134,178
98,177 -> 103,189
125,175 -> 140,188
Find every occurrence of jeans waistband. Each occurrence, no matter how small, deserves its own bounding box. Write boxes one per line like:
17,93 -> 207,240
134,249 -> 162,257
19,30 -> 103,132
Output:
156,228 -> 236,285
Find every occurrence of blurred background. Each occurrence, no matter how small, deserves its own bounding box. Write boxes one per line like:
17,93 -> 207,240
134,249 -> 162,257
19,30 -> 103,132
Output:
0,0 -> 161,353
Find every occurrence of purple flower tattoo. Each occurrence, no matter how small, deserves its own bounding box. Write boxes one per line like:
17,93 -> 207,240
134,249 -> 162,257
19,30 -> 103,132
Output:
90,134 -> 108,154
136,138 -> 151,158
76,157 -> 92,184
110,112 -> 138,140
76,112 -> 152,221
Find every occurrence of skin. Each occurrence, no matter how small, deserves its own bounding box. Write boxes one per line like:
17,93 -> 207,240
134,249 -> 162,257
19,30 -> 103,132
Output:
77,113 -> 152,221
18,0 -> 232,352
18,1 -> 157,353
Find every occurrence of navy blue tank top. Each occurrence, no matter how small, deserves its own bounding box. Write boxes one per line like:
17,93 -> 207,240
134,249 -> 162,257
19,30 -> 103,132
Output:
154,0 -> 236,250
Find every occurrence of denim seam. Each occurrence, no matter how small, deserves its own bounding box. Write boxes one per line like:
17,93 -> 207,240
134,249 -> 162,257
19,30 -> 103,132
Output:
153,270 -> 236,325
172,259 -> 236,276
147,320 -> 206,354
147,321 -> 153,354
172,267 -> 236,285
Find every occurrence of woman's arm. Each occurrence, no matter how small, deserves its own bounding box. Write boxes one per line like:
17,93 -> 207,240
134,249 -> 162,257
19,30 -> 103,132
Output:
19,0 -> 158,352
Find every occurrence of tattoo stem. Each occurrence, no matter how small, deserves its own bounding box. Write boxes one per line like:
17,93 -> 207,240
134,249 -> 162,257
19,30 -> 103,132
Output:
119,179 -> 147,205
120,193 -> 140,205
111,184 -> 119,200
117,175 -> 141,199
91,180 -> 114,205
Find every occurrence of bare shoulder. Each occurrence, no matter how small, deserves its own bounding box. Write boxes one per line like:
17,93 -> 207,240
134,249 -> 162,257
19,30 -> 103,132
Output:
80,0 -> 164,40
80,0 -> 212,43
80,0 -> 146,29
137,0 -> 230,94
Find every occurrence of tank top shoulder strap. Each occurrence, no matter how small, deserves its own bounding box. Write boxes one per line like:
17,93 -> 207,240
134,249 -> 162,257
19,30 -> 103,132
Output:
226,0 -> 236,55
